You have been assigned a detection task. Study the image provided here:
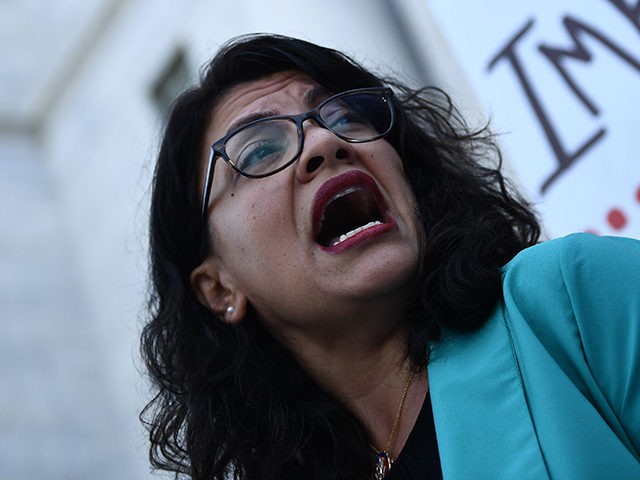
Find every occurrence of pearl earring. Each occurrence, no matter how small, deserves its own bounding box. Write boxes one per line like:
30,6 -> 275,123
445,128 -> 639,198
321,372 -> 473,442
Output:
226,306 -> 235,315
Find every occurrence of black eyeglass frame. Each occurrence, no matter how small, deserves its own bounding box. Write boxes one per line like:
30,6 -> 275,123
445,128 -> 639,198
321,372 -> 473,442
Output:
199,87 -> 395,218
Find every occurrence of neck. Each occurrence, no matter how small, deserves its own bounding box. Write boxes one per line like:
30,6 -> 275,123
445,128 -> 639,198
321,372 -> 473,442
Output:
275,316 -> 428,461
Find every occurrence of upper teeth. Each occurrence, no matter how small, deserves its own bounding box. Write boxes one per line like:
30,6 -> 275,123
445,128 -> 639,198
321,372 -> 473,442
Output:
332,221 -> 382,246
333,186 -> 358,200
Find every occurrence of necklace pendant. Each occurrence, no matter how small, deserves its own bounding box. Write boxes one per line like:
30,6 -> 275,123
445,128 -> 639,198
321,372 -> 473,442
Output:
373,451 -> 391,480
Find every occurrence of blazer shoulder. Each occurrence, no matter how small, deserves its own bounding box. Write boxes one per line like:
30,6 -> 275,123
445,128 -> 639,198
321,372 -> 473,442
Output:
502,232 -> 640,287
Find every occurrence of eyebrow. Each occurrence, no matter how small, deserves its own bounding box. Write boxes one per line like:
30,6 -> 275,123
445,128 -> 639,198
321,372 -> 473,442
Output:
224,110 -> 279,136
222,85 -> 333,136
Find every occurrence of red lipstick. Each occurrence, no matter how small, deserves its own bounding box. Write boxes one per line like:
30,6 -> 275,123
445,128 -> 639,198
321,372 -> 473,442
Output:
313,170 -> 396,254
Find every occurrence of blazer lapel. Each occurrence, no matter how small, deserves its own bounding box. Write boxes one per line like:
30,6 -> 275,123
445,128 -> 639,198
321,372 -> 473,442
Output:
427,304 -> 550,479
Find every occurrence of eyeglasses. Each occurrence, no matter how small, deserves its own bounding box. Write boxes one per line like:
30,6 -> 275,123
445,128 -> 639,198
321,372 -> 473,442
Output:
200,87 -> 395,217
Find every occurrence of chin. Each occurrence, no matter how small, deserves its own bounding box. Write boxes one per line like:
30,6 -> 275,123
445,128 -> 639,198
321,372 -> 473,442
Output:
339,243 -> 421,299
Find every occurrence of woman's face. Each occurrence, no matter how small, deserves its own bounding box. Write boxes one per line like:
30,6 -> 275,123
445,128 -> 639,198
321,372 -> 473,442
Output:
193,71 -> 424,337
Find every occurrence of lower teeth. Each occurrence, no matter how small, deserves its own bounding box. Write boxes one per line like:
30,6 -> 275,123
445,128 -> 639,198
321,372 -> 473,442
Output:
331,221 -> 383,246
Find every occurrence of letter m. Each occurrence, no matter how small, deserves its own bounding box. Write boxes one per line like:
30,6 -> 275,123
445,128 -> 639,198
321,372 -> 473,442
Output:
539,16 -> 640,116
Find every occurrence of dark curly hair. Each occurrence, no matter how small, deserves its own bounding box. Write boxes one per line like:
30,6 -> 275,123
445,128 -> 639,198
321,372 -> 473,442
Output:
141,33 -> 540,480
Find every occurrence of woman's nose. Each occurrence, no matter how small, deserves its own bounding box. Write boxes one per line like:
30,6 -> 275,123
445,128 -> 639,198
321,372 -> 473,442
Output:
295,126 -> 354,183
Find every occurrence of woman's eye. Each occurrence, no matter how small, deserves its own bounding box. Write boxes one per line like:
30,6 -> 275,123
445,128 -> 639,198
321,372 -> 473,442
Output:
323,106 -> 376,138
236,140 -> 284,173
327,109 -> 363,128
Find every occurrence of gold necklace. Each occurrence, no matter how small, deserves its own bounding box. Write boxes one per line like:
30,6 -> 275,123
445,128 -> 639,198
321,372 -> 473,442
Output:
372,368 -> 416,480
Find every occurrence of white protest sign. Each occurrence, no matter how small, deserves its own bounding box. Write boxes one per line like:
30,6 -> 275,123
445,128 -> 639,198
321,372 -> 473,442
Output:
429,0 -> 640,239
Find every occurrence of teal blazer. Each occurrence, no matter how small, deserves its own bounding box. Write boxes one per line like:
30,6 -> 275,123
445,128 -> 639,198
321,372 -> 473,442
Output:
428,234 -> 640,479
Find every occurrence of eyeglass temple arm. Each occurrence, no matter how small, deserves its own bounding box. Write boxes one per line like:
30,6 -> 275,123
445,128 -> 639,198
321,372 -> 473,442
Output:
200,148 -> 216,220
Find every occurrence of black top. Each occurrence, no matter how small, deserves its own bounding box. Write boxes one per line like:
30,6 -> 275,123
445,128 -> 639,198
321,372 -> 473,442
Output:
386,392 -> 443,480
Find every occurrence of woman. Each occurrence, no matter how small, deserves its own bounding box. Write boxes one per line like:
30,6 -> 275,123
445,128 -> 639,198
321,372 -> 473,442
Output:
141,34 -> 640,479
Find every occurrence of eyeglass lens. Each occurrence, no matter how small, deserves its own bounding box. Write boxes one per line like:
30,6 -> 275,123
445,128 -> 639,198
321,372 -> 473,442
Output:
224,91 -> 392,177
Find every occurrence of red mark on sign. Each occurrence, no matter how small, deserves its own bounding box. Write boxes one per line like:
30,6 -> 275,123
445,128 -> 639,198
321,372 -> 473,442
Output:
584,183 -> 639,234
607,208 -> 628,230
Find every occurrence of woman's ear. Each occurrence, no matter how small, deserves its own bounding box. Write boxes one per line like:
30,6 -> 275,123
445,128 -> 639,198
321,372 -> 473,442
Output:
190,257 -> 248,324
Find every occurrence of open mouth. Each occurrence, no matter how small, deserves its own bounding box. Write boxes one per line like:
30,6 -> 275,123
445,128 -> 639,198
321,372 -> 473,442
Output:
313,171 -> 393,250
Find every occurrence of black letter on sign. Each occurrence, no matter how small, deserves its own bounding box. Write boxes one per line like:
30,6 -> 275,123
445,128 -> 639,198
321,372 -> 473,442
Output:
487,19 -> 606,193
539,16 -> 640,116
606,0 -> 640,31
